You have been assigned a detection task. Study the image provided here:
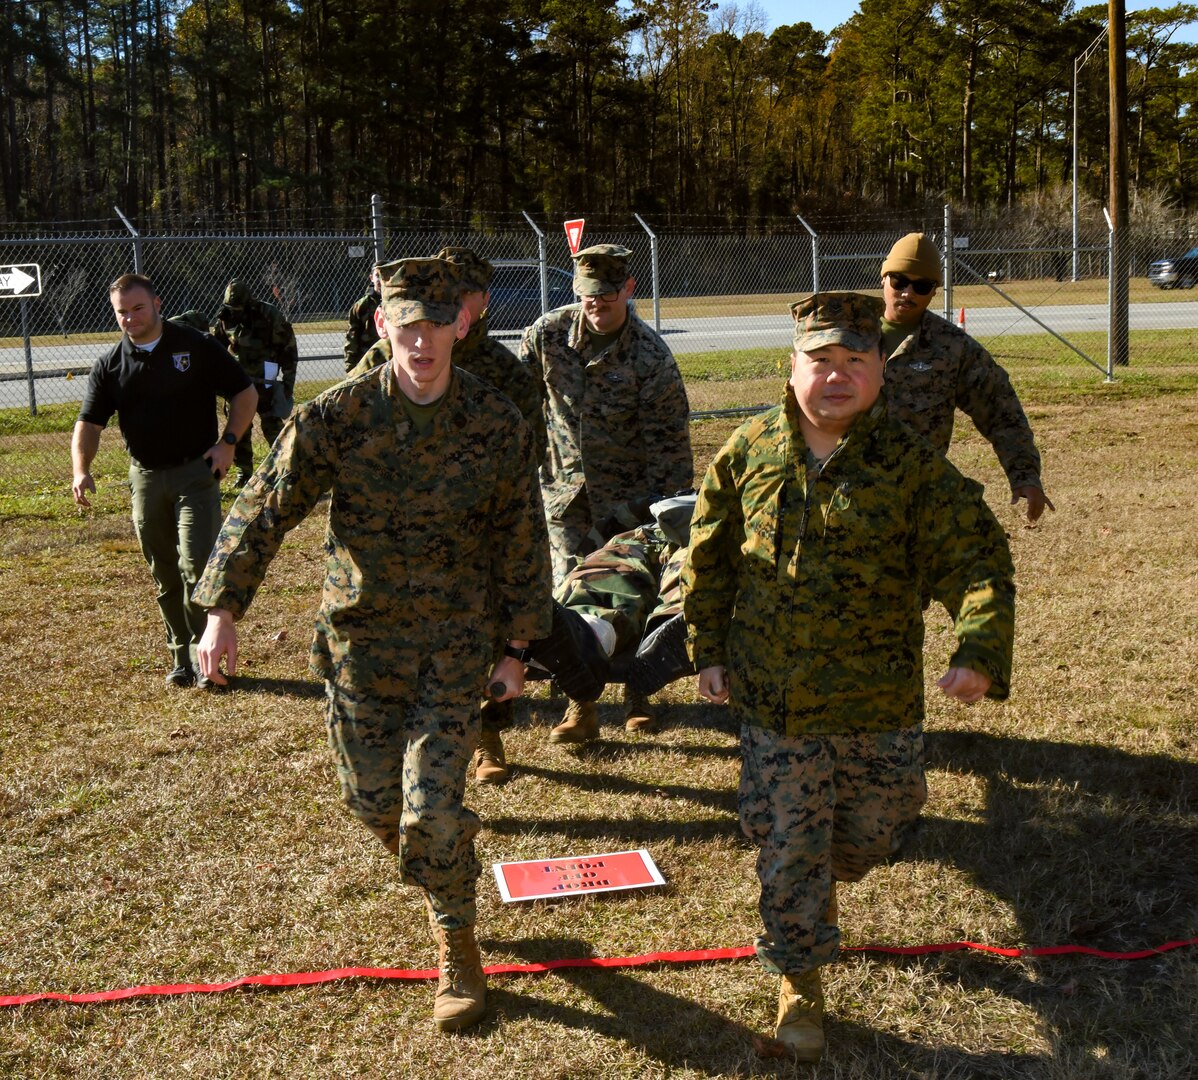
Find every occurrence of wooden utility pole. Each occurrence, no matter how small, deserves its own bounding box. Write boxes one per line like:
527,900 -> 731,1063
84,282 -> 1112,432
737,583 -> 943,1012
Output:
1109,0 -> 1130,365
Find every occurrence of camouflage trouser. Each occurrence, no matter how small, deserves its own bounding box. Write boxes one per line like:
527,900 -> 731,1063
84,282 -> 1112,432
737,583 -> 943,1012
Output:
229,386 -> 290,480
545,496 -> 593,585
739,723 -> 927,976
325,681 -> 482,929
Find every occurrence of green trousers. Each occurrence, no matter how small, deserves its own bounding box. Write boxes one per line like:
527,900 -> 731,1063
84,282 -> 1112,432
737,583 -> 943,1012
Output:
128,457 -> 223,670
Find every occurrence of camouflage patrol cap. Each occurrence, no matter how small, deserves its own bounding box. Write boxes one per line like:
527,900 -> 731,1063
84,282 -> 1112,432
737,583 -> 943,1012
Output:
790,292 -> 885,354
377,257 -> 463,326
223,279 -> 252,308
435,247 -> 494,292
572,244 -> 632,296
881,232 -> 943,285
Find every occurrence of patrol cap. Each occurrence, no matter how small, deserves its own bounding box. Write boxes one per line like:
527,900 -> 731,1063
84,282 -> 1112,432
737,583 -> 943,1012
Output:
377,257 -> 463,326
435,246 -> 494,292
881,232 -> 942,285
223,279 -> 252,308
790,292 -> 884,354
572,243 -> 632,296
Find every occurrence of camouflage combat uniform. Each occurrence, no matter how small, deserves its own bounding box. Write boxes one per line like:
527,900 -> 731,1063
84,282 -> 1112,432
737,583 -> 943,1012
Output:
343,287 -> 380,373
885,311 -> 1042,492
683,382 -> 1015,976
211,282 -> 300,482
193,362 -> 552,927
520,302 -> 692,580
167,309 -> 212,334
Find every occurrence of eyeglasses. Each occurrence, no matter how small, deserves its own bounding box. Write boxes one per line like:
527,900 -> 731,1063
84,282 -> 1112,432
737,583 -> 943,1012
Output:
583,290 -> 621,304
886,273 -> 936,296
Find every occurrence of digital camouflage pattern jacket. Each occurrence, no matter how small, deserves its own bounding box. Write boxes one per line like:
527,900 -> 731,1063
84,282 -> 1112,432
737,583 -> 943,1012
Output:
212,299 -> 299,387
519,303 -> 692,521
885,311 -> 1041,492
683,386 -> 1015,737
193,365 -> 553,701
342,289 -> 380,372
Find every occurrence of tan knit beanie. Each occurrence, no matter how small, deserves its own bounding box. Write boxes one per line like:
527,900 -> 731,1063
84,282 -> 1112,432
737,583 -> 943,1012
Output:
881,233 -> 942,284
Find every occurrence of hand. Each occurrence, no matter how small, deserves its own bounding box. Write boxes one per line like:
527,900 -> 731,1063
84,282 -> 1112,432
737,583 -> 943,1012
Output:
487,654 -> 527,702
204,441 -> 236,481
698,665 -> 729,704
936,666 -> 991,703
197,608 -> 238,686
71,471 -> 96,508
1012,485 -> 1054,524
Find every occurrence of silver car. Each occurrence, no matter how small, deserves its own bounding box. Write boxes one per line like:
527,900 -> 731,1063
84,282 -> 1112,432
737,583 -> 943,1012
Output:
1148,246 -> 1198,289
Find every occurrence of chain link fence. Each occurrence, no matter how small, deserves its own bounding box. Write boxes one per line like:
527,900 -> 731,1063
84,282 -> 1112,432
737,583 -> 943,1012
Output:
4,201 -> 1197,517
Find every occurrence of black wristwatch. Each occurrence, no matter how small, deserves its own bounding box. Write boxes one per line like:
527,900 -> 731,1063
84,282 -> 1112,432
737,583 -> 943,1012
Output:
221,430 -> 238,446
503,643 -> 533,663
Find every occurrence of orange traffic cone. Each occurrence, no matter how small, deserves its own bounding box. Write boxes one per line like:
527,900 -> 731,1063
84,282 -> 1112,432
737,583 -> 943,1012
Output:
958,306 -> 966,329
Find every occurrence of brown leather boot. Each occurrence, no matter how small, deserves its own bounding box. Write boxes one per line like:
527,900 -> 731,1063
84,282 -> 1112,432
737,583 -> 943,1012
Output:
775,969 -> 825,1061
623,687 -> 657,732
549,700 -> 599,743
432,924 -> 487,1032
472,727 -> 509,783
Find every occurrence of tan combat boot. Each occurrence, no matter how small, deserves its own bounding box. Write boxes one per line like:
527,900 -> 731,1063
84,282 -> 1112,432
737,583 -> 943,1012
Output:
432,924 -> 487,1032
472,727 -> 509,783
775,969 -> 825,1062
623,687 -> 657,732
549,700 -> 599,743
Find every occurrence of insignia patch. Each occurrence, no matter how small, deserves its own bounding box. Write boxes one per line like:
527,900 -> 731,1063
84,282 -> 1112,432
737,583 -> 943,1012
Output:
605,372 -> 623,383
909,361 -> 932,372
173,353 -> 191,372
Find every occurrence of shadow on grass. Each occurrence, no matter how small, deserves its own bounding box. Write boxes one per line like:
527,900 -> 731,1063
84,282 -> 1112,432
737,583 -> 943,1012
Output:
224,674 -> 326,700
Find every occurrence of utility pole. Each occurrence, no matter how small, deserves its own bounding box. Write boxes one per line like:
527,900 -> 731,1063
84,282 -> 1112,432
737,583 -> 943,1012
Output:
1109,0 -> 1130,365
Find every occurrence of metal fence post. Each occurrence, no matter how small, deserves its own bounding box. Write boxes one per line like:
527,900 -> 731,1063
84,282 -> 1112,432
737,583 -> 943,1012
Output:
796,214 -> 819,293
370,194 -> 385,263
943,203 -> 953,319
21,298 -> 36,416
522,210 -> 548,315
114,205 -> 143,273
1103,207 -> 1116,382
633,213 -> 661,332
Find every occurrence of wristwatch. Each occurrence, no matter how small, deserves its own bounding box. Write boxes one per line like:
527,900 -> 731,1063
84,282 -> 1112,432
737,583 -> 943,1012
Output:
221,430 -> 238,446
503,643 -> 533,663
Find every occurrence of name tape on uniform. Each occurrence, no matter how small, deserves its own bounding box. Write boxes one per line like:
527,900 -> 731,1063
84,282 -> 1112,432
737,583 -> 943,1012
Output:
493,847 -> 664,902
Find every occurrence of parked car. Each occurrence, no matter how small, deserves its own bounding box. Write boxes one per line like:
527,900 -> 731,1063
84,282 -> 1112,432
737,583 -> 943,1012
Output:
1148,246 -> 1198,289
487,260 -> 575,330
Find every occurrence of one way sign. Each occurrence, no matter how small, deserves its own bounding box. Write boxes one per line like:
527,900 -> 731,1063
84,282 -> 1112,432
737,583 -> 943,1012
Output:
0,264 -> 42,298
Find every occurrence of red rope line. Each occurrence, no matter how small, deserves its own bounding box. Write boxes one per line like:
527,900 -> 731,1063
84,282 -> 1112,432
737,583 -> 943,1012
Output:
4,937 -> 1195,1008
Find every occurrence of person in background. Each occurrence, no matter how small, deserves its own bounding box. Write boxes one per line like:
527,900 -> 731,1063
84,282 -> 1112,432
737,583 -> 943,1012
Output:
71,273 -> 256,688
342,265 -> 381,373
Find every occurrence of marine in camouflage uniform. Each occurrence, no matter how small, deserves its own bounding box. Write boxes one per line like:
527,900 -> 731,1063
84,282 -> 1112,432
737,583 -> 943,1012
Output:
342,266 -> 381,373
167,309 -> 212,335
519,243 -> 692,583
211,279 -> 300,485
682,292 -> 1015,1061
879,232 -> 1052,523
194,258 -> 552,1033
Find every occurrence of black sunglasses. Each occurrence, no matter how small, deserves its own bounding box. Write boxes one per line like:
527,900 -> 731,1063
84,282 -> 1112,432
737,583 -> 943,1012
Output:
886,273 -> 936,296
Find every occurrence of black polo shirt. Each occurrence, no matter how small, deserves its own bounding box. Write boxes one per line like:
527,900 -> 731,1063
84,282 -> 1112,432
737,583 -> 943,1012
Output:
79,320 -> 252,469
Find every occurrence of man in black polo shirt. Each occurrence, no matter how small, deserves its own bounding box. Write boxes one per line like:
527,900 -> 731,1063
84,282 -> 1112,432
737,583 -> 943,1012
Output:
71,273 -> 258,688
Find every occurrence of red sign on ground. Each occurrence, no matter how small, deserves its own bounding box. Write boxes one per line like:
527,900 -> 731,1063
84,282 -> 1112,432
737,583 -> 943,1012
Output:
564,218 -> 586,254
493,848 -> 664,902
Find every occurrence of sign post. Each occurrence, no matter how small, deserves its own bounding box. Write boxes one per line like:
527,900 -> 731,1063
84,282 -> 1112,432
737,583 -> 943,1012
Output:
563,218 -> 585,255
1,264 -> 43,415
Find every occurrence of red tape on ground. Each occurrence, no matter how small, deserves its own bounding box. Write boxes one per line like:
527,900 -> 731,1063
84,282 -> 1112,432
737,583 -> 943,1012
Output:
3,938 -> 1195,1008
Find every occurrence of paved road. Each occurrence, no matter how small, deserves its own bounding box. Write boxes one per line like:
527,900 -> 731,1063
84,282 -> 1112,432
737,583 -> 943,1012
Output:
6,300 -> 1198,408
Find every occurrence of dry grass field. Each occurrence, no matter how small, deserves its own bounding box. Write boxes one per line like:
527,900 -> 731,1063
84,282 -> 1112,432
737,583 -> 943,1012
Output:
1,361 -> 1197,1078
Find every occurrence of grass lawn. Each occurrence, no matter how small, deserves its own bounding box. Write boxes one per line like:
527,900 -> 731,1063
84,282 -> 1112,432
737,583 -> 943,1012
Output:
0,358 -> 1196,1077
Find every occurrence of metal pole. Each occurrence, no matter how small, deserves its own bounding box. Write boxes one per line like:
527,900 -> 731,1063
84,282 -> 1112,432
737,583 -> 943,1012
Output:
114,205 -> 143,273
1072,28 -> 1106,283
21,297 -> 36,416
1103,207 -> 1116,381
795,214 -> 819,293
370,193 -> 385,263
522,211 -> 548,315
633,213 -> 661,332
942,203 -> 953,318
